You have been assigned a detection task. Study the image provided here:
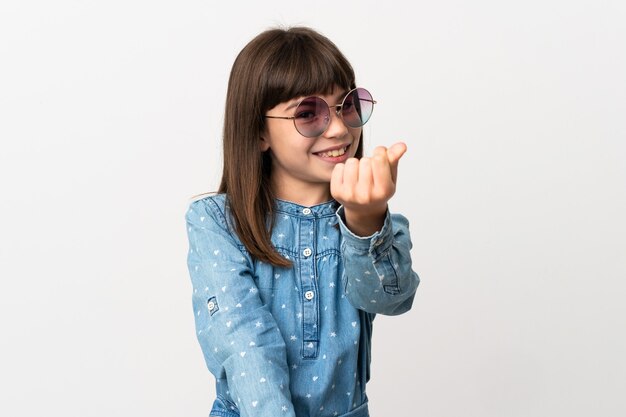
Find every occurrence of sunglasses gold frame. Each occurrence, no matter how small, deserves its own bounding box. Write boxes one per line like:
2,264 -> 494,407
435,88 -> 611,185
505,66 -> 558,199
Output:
264,87 -> 376,137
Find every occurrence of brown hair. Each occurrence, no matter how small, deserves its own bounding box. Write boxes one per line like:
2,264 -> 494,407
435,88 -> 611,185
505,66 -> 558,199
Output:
218,27 -> 363,267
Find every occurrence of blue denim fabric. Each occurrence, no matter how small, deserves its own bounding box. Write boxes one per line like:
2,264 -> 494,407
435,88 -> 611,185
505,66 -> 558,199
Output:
186,194 -> 419,417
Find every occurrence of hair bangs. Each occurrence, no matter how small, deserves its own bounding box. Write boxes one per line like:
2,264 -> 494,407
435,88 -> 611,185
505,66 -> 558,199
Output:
262,31 -> 355,111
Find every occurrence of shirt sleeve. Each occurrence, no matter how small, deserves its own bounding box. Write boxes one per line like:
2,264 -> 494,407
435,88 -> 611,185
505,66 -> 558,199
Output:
336,205 -> 420,316
186,197 -> 296,417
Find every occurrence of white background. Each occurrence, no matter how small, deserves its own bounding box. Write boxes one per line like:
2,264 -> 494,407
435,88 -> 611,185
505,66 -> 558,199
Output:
1,1 -> 625,416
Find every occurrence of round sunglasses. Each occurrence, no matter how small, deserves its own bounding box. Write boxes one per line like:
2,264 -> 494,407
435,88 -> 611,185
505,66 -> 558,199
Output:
264,87 -> 376,138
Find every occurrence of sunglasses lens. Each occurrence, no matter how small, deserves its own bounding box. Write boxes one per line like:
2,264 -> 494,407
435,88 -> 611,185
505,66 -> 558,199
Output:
294,97 -> 330,137
342,88 -> 374,128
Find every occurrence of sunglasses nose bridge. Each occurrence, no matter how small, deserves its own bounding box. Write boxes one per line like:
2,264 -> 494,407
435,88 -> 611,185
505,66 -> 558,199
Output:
321,104 -> 342,122
320,105 -> 350,139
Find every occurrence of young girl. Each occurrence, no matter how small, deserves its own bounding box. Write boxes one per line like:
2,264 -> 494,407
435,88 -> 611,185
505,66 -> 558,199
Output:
186,27 -> 420,417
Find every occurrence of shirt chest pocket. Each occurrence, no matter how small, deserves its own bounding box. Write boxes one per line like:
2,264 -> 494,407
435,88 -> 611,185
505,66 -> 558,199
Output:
252,246 -> 298,291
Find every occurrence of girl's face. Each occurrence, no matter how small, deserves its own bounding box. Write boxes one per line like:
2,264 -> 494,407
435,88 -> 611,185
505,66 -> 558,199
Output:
261,87 -> 361,205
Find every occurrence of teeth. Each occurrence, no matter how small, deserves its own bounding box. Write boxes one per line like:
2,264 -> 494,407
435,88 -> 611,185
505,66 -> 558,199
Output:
320,146 -> 347,158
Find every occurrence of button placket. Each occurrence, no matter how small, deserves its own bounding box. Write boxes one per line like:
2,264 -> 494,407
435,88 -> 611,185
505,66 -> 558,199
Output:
299,217 -> 319,358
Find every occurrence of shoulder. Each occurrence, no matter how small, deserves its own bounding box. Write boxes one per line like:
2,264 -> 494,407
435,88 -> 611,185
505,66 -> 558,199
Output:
185,194 -> 251,259
185,193 -> 232,230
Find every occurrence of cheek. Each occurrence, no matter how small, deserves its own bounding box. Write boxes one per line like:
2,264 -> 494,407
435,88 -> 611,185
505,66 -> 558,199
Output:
267,133 -> 312,161
349,128 -> 362,154
349,126 -> 362,138
264,123 -> 296,150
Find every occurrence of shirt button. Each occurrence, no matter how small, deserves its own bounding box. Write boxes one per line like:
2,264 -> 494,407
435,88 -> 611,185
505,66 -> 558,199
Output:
303,248 -> 312,257
207,301 -> 215,311
304,291 -> 315,300
302,208 -> 312,215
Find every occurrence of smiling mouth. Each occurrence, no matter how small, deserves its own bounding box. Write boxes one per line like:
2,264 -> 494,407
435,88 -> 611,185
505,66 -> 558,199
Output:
315,144 -> 350,158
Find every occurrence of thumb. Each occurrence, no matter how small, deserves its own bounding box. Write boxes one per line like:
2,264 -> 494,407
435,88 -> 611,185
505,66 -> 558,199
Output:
386,142 -> 407,182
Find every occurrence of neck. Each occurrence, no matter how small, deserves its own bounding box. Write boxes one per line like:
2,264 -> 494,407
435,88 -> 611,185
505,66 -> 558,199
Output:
271,178 -> 332,207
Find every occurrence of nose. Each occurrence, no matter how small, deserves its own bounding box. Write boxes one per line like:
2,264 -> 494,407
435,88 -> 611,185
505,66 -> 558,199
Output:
322,106 -> 348,139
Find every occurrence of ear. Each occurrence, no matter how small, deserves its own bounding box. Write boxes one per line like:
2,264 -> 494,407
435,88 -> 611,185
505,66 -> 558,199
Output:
259,135 -> 270,152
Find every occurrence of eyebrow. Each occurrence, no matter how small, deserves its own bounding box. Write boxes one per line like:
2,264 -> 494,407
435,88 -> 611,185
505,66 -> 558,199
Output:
284,90 -> 349,111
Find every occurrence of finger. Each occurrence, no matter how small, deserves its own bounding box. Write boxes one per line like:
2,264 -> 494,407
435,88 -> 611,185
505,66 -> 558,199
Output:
330,163 -> 345,198
371,146 -> 388,159
386,142 -> 407,182
342,157 -> 359,189
386,142 -> 407,165
371,147 -> 391,191
357,157 -> 373,201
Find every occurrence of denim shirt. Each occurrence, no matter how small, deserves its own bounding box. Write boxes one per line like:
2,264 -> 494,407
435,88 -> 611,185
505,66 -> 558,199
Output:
185,194 -> 419,417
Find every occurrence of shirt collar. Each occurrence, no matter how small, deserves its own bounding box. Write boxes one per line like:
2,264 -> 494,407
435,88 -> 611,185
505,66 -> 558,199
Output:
275,198 -> 339,217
